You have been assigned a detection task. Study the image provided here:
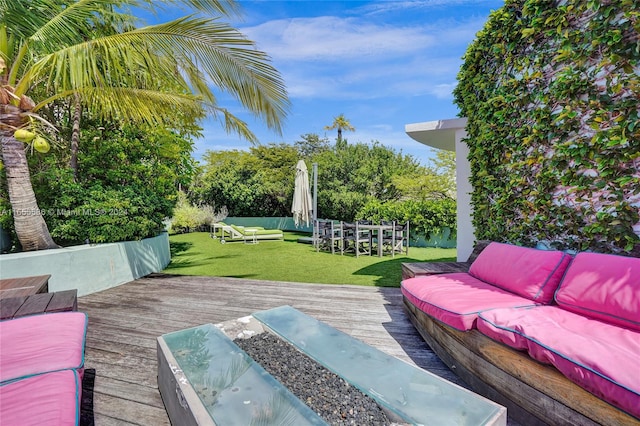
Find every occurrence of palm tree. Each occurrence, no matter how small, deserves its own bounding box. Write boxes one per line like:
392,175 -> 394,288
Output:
0,0 -> 290,251
324,114 -> 355,143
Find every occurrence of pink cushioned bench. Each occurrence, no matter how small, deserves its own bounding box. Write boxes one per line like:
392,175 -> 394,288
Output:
477,252 -> 640,419
0,369 -> 81,426
402,242 -> 572,331
478,305 -> 640,418
402,272 -> 536,331
0,312 -> 88,382
401,242 -> 640,424
0,312 -> 88,425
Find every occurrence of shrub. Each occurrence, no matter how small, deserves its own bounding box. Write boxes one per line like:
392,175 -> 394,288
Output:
33,168 -> 170,245
170,192 -> 227,233
358,199 -> 457,241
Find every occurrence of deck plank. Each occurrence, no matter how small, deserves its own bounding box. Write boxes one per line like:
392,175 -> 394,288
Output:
78,274 -> 497,425
92,392 -> 170,425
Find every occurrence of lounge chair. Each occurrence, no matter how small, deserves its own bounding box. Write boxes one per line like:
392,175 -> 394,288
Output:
211,223 -> 283,243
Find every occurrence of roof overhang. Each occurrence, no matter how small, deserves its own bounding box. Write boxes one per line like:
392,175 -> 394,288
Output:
405,117 -> 468,152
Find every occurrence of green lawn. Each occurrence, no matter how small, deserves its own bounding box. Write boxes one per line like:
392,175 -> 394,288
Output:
165,231 -> 456,287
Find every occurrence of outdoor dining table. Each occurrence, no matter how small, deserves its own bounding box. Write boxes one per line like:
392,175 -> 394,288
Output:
358,223 -> 395,257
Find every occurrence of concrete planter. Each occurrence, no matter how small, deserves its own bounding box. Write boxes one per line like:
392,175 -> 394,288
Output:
0,232 -> 170,297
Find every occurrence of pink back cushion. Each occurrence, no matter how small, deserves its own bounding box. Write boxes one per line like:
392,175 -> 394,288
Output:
555,252 -> 640,331
468,242 -> 572,303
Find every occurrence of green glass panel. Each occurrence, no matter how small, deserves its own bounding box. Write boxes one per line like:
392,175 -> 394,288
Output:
254,305 -> 503,426
162,324 -> 327,426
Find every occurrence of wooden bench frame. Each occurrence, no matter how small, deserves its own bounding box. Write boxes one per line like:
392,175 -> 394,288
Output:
1,273 -> 77,320
401,241 -> 639,425
404,297 -> 639,426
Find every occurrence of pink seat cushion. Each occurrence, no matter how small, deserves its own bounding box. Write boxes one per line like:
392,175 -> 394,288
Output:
0,369 -> 80,426
555,252 -> 640,331
468,242 -> 572,303
0,312 -> 87,383
401,273 -> 536,331
478,306 -> 640,418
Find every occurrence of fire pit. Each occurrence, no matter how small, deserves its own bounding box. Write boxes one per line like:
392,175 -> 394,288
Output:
157,306 -> 506,425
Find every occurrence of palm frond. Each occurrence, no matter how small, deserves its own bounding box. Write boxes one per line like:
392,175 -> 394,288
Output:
129,17 -> 289,132
6,0 -> 288,141
21,15 -> 289,134
85,87 -> 206,127
0,25 -> 13,63
209,105 -> 257,143
153,0 -> 243,19
37,86 -> 257,142
27,0 -> 139,49
0,0 -> 58,41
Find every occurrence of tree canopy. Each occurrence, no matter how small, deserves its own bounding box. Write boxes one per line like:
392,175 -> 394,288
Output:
0,0 -> 289,250
191,137 -> 454,224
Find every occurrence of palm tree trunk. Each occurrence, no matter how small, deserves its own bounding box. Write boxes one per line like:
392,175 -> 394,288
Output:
70,94 -> 81,181
0,123 -> 59,251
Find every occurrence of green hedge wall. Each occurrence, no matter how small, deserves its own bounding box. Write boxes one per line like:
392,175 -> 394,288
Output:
454,0 -> 640,255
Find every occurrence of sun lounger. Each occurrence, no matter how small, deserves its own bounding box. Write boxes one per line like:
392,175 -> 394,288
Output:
211,223 -> 283,243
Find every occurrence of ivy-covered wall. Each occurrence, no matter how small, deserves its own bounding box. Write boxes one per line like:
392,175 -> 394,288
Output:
454,0 -> 640,255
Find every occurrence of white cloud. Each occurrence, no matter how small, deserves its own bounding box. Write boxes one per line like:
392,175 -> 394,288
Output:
428,83 -> 458,99
358,0 -> 503,15
239,12 -> 490,101
243,16 -> 435,62
280,54 -> 461,101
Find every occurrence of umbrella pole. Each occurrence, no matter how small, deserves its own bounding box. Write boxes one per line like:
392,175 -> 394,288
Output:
312,163 -> 318,222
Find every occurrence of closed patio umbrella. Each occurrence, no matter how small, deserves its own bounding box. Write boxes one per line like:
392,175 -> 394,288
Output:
291,160 -> 313,227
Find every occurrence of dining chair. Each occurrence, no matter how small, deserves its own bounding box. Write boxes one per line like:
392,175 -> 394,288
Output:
392,221 -> 409,256
378,220 -> 394,254
343,222 -> 371,257
315,220 -> 343,254
382,221 -> 409,257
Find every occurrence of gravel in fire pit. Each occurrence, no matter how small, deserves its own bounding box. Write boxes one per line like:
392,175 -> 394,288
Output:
235,332 -> 402,426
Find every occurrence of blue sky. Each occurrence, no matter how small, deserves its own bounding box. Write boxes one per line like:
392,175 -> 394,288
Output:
150,1 -> 504,164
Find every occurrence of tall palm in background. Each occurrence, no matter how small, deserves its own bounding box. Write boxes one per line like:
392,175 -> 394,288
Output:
0,0 -> 289,251
324,113 -> 355,144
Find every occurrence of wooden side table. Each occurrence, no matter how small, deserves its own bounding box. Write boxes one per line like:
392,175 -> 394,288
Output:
0,289 -> 78,320
401,240 -> 492,280
0,275 -> 51,299
401,261 -> 471,280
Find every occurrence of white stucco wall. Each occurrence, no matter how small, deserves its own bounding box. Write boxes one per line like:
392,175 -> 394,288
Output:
405,118 -> 475,261
454,131 -> 474,262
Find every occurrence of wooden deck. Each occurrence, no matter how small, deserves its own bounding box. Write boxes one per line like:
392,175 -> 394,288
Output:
78,274 -> 512,425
